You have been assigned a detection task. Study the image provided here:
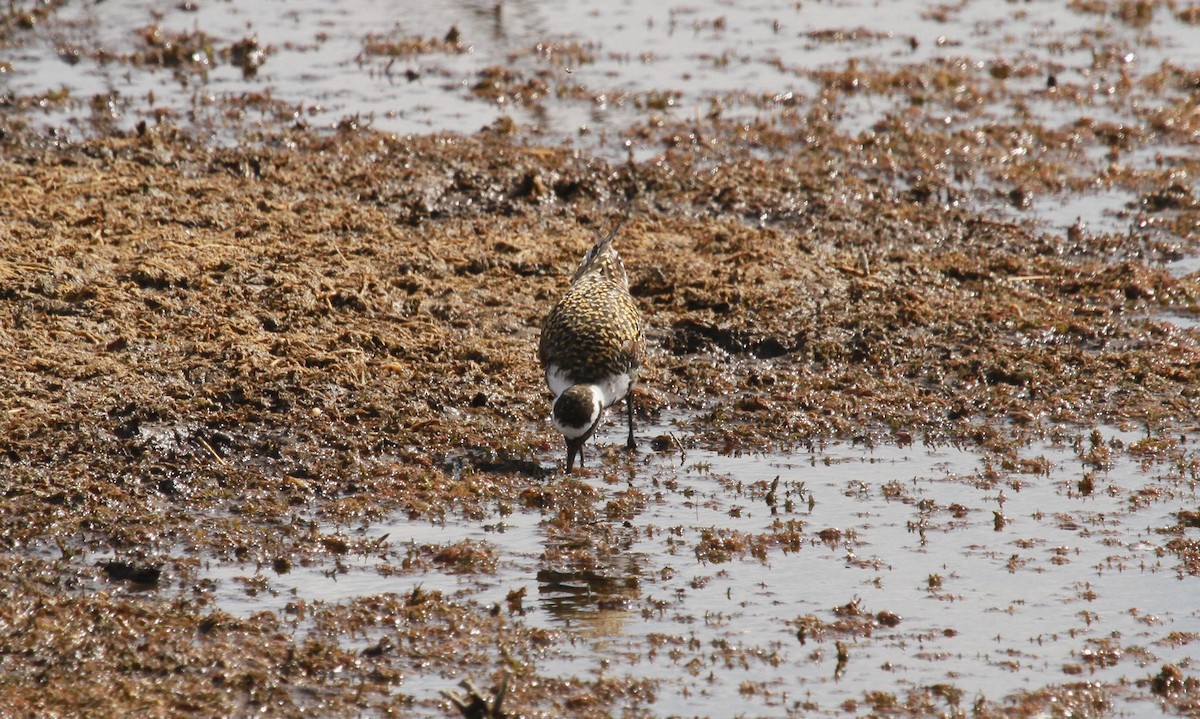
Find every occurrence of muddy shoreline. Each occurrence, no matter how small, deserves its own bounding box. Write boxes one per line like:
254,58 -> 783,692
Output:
2,1 -> 1200,716
2,117 -> 1197,718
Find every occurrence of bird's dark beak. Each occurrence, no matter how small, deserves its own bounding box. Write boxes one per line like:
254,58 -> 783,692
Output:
561,414 -> 602,473
565,436 -> 586,472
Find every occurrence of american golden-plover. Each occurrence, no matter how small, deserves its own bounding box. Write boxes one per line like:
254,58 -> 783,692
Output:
538,223 -> 645,472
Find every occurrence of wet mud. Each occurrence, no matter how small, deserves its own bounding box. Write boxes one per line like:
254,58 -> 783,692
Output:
1,1 -> 1199,717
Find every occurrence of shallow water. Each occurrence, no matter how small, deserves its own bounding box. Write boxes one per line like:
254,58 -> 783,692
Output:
206,416 -> 1200,716
7,0 -> 1198,237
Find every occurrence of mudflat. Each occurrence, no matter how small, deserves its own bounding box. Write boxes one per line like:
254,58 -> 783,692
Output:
2,2 -> 1199,717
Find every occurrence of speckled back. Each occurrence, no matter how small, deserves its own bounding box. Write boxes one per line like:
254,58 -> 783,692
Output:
540,235 -> 645,387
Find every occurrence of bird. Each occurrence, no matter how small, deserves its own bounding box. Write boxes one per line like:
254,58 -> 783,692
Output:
539,222 -> 645,472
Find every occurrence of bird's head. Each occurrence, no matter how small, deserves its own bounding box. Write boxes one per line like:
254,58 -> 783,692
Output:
552,384 -> 604,472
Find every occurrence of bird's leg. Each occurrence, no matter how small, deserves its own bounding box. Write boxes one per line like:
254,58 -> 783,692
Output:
625,392 -> 636,450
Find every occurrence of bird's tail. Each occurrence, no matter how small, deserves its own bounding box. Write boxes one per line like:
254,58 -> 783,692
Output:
572,218 -> 628,285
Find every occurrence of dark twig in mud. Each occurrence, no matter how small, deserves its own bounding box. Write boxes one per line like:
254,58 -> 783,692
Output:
442,675 -> 511,719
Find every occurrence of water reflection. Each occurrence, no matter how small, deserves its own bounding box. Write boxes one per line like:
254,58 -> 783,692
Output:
537,561 -> 642,637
